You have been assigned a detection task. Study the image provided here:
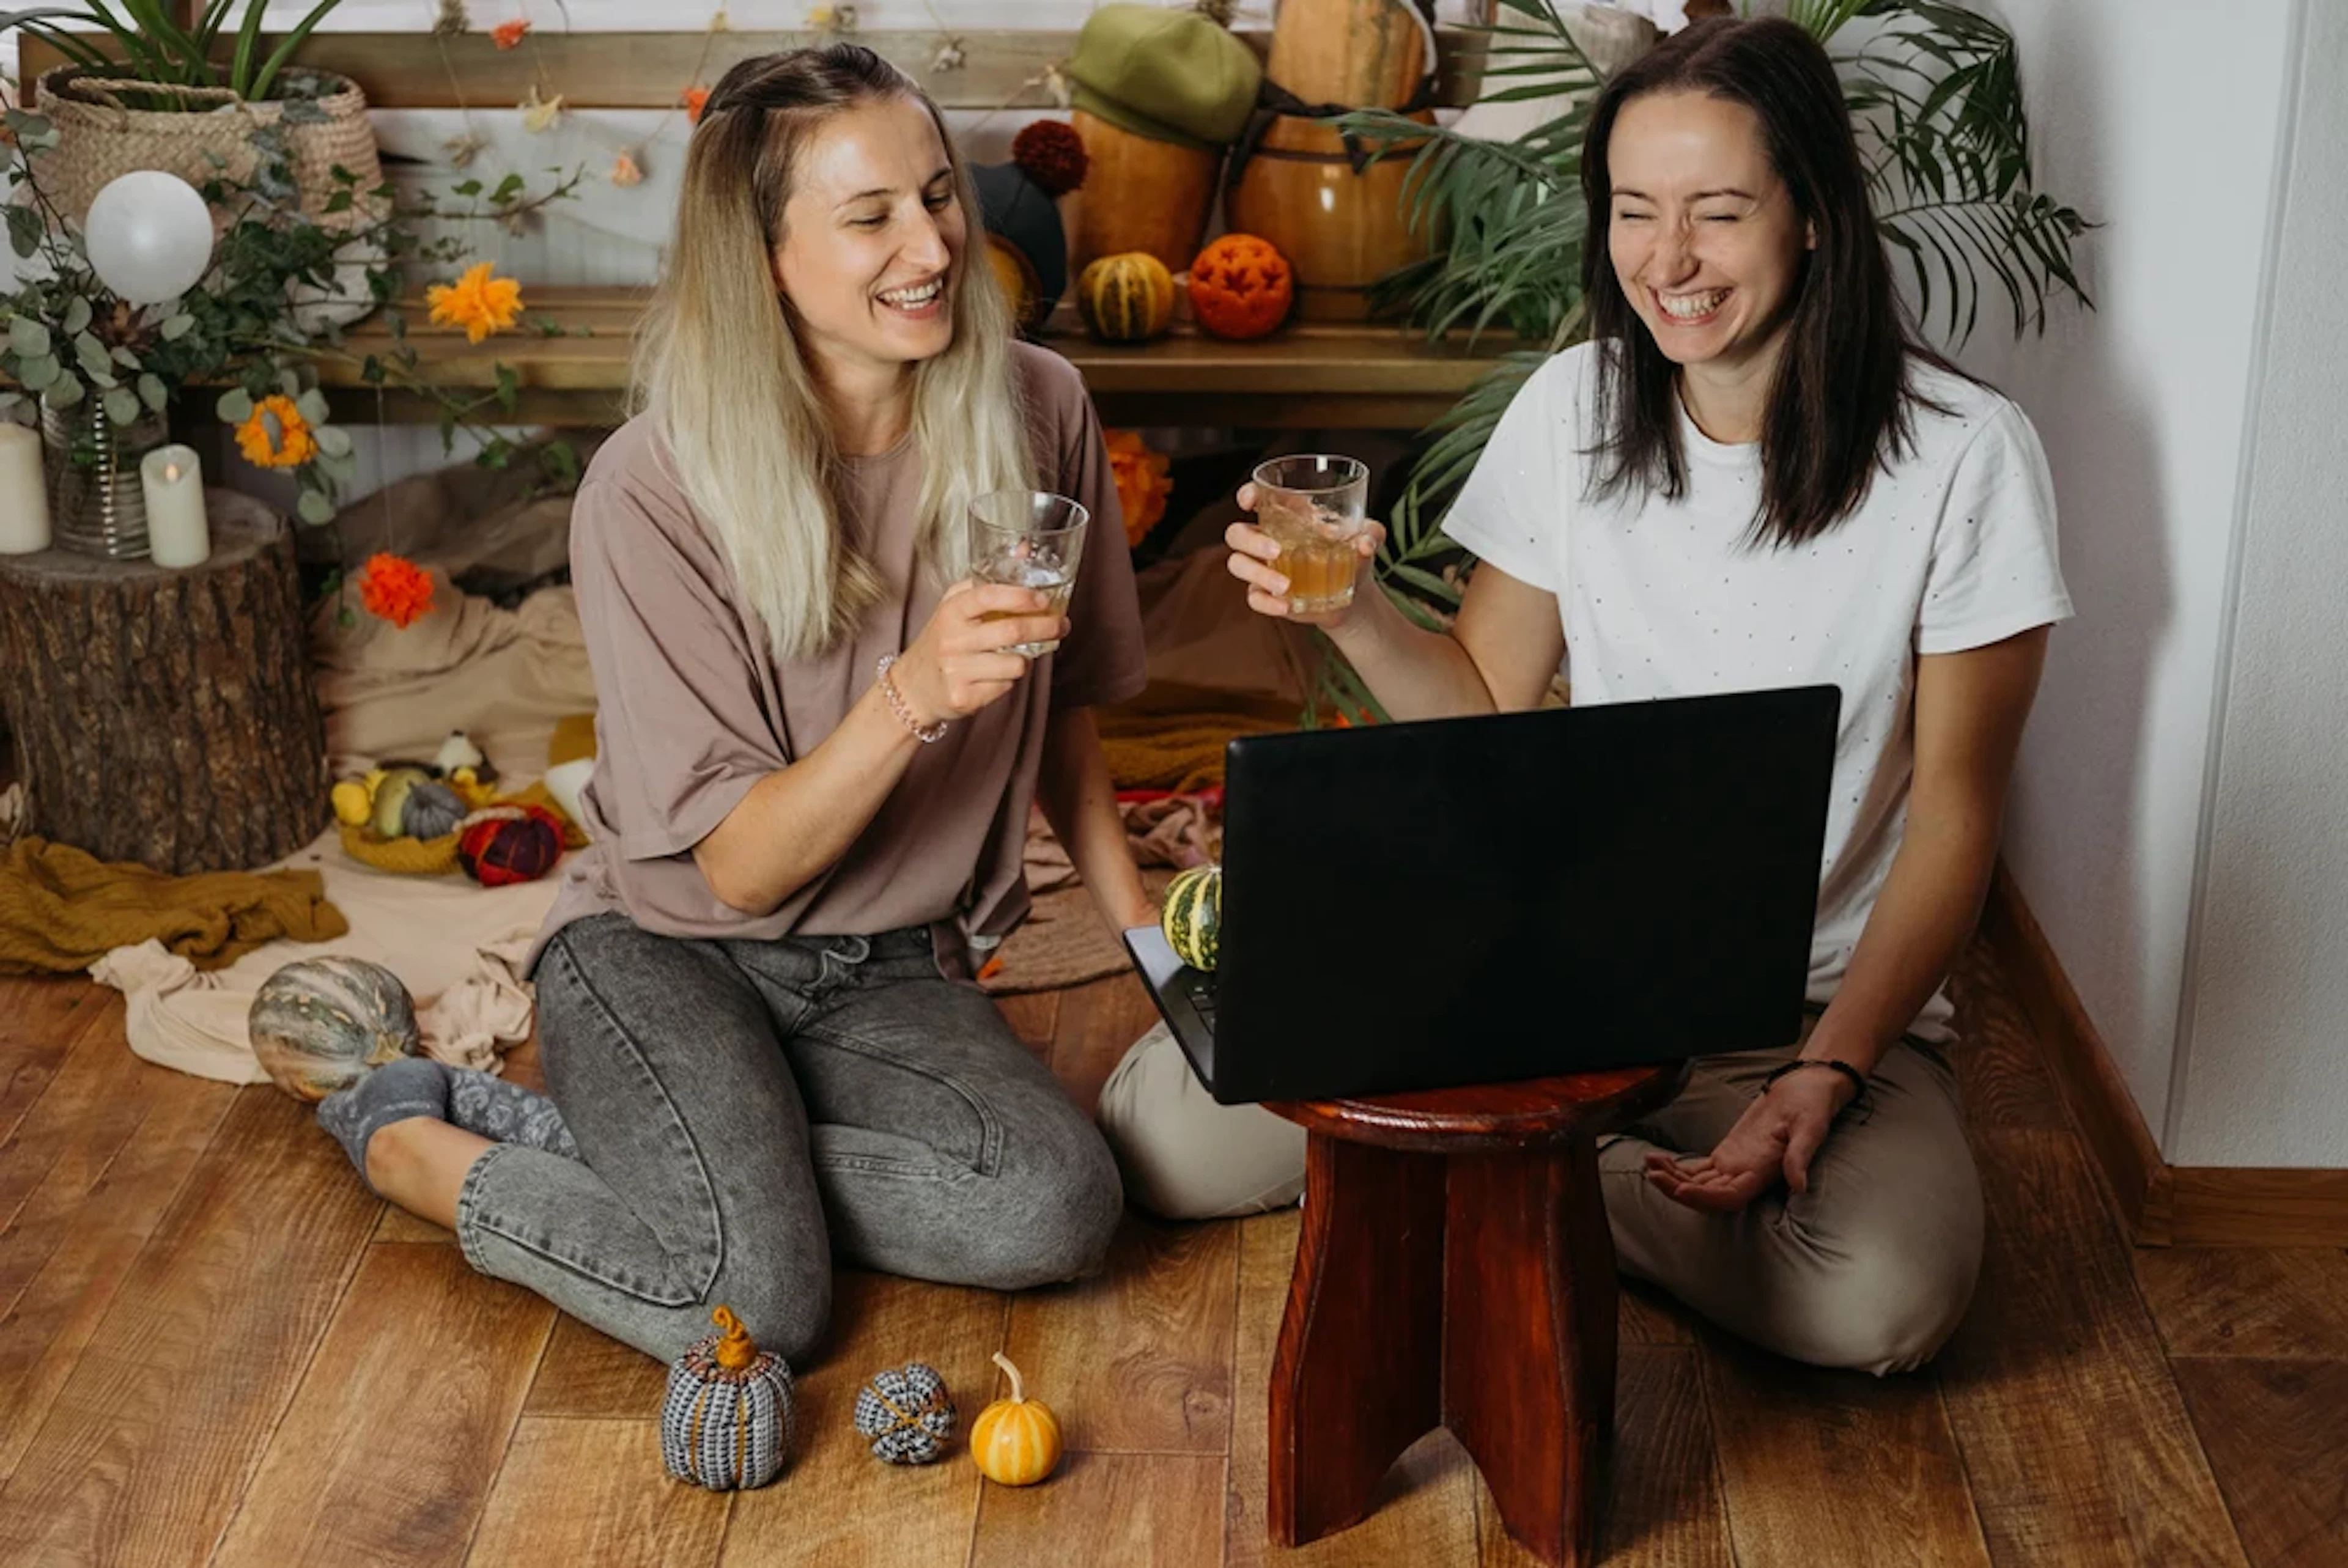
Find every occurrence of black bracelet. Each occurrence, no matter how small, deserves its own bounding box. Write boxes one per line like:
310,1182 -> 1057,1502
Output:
1762,1058 -> 1869,1102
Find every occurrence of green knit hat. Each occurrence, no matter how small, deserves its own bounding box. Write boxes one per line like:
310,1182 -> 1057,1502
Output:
1066,3 -> 1264,152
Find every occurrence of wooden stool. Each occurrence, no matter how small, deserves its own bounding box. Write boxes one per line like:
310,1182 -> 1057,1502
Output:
1264,1063 -> 1689,1567
0,491 -> 327,874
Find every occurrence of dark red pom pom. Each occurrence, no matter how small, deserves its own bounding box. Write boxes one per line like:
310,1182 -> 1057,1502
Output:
1011,120 -> 1088,197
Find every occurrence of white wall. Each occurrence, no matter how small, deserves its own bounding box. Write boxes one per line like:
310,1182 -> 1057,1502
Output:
1958,0 -> 2302,1152
2166,0 -> 2346,1167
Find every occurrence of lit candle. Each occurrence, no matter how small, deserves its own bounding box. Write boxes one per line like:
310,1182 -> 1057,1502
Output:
141,443 -> 209,569
0,423 -> 51,554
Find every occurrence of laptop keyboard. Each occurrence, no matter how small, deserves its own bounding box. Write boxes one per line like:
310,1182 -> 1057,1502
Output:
1180,972 -> 1218,1033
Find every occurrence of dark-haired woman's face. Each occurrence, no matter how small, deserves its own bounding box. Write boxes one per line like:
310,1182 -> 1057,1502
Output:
1606,90 -> 1811,383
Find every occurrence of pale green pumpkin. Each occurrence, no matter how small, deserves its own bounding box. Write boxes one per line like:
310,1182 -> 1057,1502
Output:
248,955 -> 421,1102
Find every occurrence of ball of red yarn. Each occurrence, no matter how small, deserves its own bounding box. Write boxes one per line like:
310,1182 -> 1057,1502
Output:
1011,120 -> 1088,197
458,805 -> 566,887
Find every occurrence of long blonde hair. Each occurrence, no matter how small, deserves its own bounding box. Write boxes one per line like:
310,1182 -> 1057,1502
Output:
632,45 -> 1035,662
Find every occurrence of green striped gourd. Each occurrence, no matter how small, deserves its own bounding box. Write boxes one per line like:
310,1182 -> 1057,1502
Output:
1077,251 -> 1176,342
1161,864 -> 1223,971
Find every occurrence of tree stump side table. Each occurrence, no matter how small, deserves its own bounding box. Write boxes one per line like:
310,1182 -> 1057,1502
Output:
1264,1061 -> 1691,1568
0,490 -> 328,874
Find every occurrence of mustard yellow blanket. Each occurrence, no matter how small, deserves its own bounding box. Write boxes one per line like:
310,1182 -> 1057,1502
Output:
0,836 -> 348,976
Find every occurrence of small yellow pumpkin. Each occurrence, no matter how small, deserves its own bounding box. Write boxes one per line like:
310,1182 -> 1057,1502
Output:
971,1351 -> 1062,1486
1077,251 -> 1176,342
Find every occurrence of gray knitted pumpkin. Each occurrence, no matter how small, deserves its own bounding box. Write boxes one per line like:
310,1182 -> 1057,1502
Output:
248,955 -> 421,1103
854,1361 -> 957,1463
663,1306 -> 797,1489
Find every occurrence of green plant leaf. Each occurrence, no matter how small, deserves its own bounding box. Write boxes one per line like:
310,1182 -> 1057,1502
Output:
60,295 -> 92,336
161,314 -> 197,341
315,424 -> 353,458
15,353 -> 57,392
4,205 -> 42,260
138,374 -> 169,413
277,367 -> 302,399
295,388 -> 330,425
297,487 -> 336,525
42,372 -> 81,410
73,333 -> 112,382
8,317 -> 50,359
216,388 -> 256,424
102,386 -> 140,427
110,345 -> 141,369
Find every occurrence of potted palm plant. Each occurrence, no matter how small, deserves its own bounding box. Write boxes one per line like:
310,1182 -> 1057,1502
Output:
1327,0 -> 2094,646
4,0 -> 383,237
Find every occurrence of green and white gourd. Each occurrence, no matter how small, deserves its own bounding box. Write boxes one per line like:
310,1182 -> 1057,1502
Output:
248,955 -> 422,1103
1161,864 -> 1222,972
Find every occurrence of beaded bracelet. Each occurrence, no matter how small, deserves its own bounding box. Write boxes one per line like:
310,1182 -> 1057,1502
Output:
876,653 -> 948,744
1760,1058 -> 1869,1104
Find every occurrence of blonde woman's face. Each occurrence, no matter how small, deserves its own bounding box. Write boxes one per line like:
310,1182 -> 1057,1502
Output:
773,97 -> 962,378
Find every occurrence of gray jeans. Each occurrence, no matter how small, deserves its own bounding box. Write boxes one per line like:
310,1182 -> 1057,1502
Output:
456,913 -> 1123,1364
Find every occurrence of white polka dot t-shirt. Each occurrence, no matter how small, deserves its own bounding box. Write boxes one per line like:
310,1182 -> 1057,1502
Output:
1443,341 -> 2073,1042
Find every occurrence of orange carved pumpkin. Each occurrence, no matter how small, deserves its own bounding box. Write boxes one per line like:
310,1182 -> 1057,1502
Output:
1186,233 -> 1295,340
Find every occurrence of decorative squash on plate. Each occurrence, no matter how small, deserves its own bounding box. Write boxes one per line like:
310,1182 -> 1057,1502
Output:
1161,863 -> 1222,971
1077,251 -> 1176,342
971,1352 -> 1061,1487
1187,232 -> 1294,340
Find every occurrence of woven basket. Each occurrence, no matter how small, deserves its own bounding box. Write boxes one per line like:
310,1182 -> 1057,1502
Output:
32,67 -> 386,232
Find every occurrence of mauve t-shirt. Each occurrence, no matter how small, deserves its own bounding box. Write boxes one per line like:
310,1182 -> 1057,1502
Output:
529,342 -> 1146,974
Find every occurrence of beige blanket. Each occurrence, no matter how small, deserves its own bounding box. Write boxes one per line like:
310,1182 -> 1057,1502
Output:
94,480 -> 596,1085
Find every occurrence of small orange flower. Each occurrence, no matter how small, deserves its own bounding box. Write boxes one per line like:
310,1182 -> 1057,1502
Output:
610,150 -> 643,187
1104,429 -> 1172,548
359,553 -> 435,629
491,17 -> 530,48
426,261 -> 524,344
683,86 -> 711,122
235,395 -> 319,469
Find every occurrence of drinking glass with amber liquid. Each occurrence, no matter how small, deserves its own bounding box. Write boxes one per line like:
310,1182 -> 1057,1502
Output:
1250,455 -> 1371,614
969,489 -> 1089,656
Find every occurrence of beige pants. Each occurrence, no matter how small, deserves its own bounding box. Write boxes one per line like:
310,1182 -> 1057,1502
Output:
1096,1021 -> 1983,1377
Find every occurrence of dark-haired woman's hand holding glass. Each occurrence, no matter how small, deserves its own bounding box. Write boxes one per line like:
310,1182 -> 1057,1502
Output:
891,580 -> 1070,730
1224,485 -> 1386,630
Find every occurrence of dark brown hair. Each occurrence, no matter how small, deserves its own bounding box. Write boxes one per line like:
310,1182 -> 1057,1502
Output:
1579,17 -> 1957,546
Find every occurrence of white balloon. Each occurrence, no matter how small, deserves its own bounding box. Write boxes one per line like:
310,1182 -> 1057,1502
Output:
84,171 -> 215,307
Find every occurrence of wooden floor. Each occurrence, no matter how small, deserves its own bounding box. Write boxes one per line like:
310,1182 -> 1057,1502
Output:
1,941 -> 2344,1567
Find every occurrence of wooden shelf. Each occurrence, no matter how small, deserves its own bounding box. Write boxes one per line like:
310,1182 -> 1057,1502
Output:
318,287 -> 1523,430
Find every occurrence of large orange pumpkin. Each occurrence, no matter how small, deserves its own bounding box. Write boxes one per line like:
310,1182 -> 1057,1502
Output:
1077,252 -> 1176,342
1187,233 -> 1294,340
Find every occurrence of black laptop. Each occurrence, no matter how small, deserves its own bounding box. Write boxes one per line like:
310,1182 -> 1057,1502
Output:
1121,685 -> 1841,1105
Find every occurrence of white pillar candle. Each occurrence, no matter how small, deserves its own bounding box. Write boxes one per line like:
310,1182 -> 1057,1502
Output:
141,443 -> 210,569
0,422 -> 51,554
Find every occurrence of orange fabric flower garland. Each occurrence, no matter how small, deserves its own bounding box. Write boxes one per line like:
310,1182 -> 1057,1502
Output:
358,554 -> 435,629
235,395 -> 319,469
1105,430 -> 1173,548
426,262 -> 525,344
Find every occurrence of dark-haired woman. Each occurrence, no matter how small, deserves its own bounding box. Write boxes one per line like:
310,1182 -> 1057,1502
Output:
1098,15 -> 2072,1375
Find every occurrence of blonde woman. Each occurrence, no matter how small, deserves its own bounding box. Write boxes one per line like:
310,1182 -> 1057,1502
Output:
314,46 -> 1152,1363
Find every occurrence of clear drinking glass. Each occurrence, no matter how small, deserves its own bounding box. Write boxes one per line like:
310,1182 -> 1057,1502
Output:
1250,454 -> 1371,613
969,489 -> 1090,656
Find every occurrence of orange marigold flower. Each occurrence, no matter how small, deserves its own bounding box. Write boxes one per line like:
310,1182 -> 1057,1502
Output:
1104,429 -> 1172,548
234,394 -> 319,469
491,18 -> 530,48
426,261 -> 524,344
683,86 -> 711,122
359,553 -> 435,630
